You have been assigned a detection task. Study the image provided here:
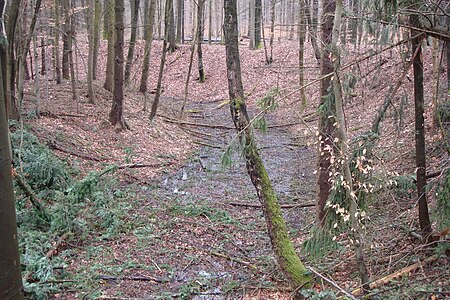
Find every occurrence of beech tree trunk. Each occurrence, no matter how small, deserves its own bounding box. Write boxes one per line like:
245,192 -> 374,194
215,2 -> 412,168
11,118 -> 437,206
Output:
109,0 -> 127,129
196,0 -> 205,82
53,0 -> 62,84
139,0 -> 156,94
124,0 -> 140,84
0,3 -> 25,295
87,0 -> 95,103
298,0 -> 306,108
92,0 -> 101,79
223,0 -> 311,288
167,0 -> 176,52
62,0 -> 70,79
410,14 -> 432,241
316,0 -> 335,226
6,0 -> 21,119
254,0 -> 261,48
104,0 -> 115,92
176,0 -> 183,43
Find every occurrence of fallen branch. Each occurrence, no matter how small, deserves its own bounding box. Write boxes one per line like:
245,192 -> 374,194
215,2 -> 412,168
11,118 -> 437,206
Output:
178,245 -> 258,270
228,201 -> 315,209
95,275 -> 169,283
117,162 -> 173,169
307,267 -> 358,300
193,140 -> 223,149
12,169 -> 50,222
47,140 -> 103,162
352,255 -> 439,296
160,115 -> 234,130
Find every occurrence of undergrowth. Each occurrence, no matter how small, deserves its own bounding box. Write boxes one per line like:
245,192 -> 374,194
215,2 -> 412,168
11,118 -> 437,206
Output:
10,124 -> 132,299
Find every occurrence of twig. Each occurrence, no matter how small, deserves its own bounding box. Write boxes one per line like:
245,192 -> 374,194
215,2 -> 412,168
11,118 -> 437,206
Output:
227,202 -> 315,209
192,140 -> 223,149
307,267 -> 358,300
46,232 -> 73,259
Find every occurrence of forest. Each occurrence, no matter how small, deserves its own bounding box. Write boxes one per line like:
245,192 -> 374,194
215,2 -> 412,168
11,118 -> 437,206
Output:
0,0 -> 449,299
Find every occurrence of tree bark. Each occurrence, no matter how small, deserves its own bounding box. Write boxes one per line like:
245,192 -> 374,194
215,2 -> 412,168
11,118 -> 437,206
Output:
331,0 -> 369,289
410,14 -> 432,241
254,0 -> 262,48
167,0 -> 176,52
109,0 -> 127,129
149,0 -> 171,121
176,0 -> 183,43
298,0 -> 306,108
53,0 -> 62,84
0,3 -> 25,295
223,0 -> 311,287
267,0 -> 275,63
124,0 -> 140,84
196,0 -> 205,82
139,0 -> 156,94
6,0 -> 22,119
104,0 -> 115,92
62,0 -> 70,79
87,0 -> 95,103
92,0 -> 101,79
316,0 -> 335,226
305,0 -> 321,61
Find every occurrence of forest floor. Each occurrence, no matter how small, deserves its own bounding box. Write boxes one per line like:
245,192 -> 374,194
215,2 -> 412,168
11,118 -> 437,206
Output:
20,39 -> 449,299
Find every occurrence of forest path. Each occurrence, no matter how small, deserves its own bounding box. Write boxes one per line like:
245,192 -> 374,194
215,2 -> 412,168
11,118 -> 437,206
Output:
101,97 -> 319,298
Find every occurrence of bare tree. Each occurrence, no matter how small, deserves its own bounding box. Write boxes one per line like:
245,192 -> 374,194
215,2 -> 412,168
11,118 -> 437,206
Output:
124,0 -> 140,84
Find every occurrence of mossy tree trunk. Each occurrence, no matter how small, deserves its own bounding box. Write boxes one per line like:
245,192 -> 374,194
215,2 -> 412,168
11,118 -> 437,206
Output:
124,0 -> 140,84
0,3 -> 25,295
254,0 -> 262,48
316,0 -> 335,227
223,0 -> 311,288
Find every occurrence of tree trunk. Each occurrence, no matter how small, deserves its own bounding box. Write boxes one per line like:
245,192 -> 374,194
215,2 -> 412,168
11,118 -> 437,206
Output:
6,0 -> 22,119
196,0 -> 205,82
331,0 -> 369,289
254,0 -> 262,48
87,0 -> 95,103
411,14 -> 432,241
0,3 -> 25,295
176,0 -> 183,43
92,0 -> 101,79
268,0 -> 275,63
249,0 -> 255,49
53,0 -> 62,84
104,0 -> 115,92
207,0 -> 212,44
62,0 -> 70,79
305,0 -> 321,61
316,0 -> 335,226
109,0 -> 127,129
223,0 -> 311,288
124,0 -> 140,84
139,0 -> 156,93
167,0 -> 176,52
149,0 -> 171,121
298,0 -> 306,108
